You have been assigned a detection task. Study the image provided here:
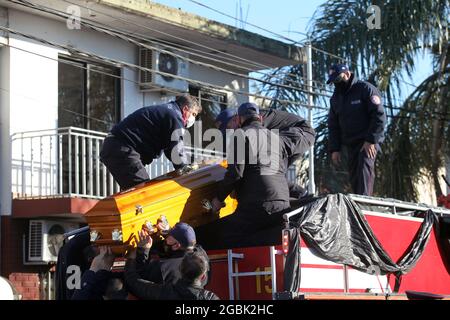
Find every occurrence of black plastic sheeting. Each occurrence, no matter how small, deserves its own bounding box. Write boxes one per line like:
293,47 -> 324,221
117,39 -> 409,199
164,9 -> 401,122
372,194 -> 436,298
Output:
283,227 -> 301,293
284,193 -> 439,293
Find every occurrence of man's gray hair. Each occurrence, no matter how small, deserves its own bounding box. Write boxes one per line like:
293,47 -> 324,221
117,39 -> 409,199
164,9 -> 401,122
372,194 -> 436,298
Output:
176,94 -> 202,113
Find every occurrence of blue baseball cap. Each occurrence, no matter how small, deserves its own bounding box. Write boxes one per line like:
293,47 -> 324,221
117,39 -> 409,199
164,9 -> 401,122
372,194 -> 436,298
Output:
326,64 -> 349,84
215,108 -> 237,133
238,102 -> 259,117
168,222 -> 196,248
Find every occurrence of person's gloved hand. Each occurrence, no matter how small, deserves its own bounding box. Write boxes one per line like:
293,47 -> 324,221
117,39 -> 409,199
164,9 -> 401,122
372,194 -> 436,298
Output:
211,197 -> 226,213
89,246 -> 115,272
137,229 -> 153,250
176,164 -> 198,176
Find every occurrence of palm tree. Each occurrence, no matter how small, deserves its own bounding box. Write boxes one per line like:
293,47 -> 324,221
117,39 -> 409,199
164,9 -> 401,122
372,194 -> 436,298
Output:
260,0 -> 449,202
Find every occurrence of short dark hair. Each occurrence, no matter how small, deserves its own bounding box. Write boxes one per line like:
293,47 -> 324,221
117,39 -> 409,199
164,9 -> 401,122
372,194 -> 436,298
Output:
240,114 -> 260,123
175,95 -> 202,113
104,277 -> 128,300
179,251 -> 208,283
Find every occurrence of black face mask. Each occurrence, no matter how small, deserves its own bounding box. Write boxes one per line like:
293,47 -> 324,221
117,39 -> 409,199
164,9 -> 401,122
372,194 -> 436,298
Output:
163,243 -> 176,256
334,78 -> 349,91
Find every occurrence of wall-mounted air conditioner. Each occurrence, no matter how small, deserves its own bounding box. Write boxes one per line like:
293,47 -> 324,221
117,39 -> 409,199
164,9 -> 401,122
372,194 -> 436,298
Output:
28,220 -> 80,263
139,46 -> 189,93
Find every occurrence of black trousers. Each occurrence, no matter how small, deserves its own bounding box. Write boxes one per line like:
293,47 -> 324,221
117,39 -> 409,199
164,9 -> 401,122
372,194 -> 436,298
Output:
344,142 -> 380,196
100,136 -> 150,190
280,126 -> 315,168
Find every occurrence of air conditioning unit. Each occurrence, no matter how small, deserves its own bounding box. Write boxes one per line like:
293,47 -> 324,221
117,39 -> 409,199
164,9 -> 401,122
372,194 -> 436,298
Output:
28,220 -> 80,263
139,46 -> 189,93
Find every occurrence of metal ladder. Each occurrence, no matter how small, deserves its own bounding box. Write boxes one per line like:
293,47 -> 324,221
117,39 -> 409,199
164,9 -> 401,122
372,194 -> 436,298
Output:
227,246 -> 284,300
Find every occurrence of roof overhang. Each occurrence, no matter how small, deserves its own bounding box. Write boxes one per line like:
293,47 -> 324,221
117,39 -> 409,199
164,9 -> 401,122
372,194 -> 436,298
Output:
2,0 -> 305,71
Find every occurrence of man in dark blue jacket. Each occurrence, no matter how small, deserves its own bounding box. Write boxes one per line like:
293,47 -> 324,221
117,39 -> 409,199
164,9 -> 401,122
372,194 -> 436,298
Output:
327,64 -> 386,196
196,103 -> 290,249
100,95 -> 201,190
215,107 -> 315,198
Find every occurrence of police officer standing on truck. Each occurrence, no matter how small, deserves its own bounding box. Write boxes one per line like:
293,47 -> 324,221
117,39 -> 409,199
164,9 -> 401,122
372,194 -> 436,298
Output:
100,95 -> 201,190
327,64 -> 386,196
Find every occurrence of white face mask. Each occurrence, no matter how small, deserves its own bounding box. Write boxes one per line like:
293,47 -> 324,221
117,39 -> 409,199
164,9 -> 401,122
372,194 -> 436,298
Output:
185,115 -> 196,128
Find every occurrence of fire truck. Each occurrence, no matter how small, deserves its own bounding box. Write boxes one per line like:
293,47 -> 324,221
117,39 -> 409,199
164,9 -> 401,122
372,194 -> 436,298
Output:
57,162 -> 450,300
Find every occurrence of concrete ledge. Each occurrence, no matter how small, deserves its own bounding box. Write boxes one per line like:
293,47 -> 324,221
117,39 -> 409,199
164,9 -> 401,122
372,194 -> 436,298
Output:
12,197 -> 98,218
98,0 -> 304,63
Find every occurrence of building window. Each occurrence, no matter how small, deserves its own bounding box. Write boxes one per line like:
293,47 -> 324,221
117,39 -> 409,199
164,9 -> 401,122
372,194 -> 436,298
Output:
58,57 -> 121,195
188,86 -> 227,148
58,57 -> 120,132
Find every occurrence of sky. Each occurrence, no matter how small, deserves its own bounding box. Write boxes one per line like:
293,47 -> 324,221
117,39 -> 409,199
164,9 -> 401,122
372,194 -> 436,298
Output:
153,0 -> 434,107
153,0 -> 321,43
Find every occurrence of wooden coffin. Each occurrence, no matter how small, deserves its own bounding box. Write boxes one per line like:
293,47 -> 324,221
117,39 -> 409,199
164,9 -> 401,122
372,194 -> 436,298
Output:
84,160 -> 237,254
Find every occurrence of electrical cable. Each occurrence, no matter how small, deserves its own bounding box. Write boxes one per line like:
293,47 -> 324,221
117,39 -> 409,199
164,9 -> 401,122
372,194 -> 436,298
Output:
0,26 -> 327,110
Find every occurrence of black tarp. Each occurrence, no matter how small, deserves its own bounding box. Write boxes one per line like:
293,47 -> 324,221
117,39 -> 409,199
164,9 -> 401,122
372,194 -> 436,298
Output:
283,193 -> 441,295
284,194 -> 439,292
292,193 -> 437,275
282,227 -> 301,293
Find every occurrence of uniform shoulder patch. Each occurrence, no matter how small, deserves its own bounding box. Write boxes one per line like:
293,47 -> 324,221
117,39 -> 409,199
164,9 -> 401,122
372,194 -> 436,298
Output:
370,95 -> 381,105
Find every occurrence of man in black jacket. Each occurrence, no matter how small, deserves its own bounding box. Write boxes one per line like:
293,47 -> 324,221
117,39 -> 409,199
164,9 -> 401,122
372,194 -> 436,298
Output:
125,249 -> 219,300
100,95 -> 201,190
216,107 -> 315,198
197,103 -> 290,249
135,222 -> 210,286
327,64 -> 386,196
71,246 -> 128,300
55,229 -> 91,300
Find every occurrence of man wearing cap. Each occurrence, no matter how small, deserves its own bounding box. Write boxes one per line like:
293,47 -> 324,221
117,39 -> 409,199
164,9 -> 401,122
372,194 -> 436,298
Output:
125,249 -> 219,300
215,106 -> 315,198
134,222 -> 210,286
100,95 -> 201,190
196,102 -> 290,248
326,64 -> 386,196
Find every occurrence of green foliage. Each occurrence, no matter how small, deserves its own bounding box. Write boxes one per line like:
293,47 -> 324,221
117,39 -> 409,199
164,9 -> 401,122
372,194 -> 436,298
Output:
260,0 -> 449,201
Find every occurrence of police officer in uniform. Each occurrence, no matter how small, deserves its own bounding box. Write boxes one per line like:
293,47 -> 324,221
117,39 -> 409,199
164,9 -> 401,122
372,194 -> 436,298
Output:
327,64 -> 386,196
215,107 -> 315,198
196,103 -> 290,249
100,95 -> 201,190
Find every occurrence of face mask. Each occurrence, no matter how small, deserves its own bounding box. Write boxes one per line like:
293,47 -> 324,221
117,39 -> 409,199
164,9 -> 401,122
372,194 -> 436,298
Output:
185,115 -> 195,128
163,243 -> 174,255
333,73 -> 346,84
334,75 -> 349,91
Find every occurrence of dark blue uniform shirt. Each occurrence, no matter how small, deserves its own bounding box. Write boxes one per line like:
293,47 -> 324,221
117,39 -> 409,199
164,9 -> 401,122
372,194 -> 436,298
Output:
111,101 -> 188,167
328,74 -> 386,152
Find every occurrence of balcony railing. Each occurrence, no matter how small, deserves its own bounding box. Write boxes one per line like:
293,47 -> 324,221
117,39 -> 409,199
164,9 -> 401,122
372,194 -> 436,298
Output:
11,127 -> 226,199
11,127 -> 298,199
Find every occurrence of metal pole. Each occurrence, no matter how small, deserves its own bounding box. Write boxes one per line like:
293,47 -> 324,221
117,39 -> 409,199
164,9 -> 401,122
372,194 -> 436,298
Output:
48,270 -> 51,300
75,135 -> 79,195
88,138 -> 93,196
0,43 -> 12,275
95,139 -> 100,197
270,246 -> 277,300
227,249 -> 235,300
306,43 -> 315,195
82,135 -> 86,195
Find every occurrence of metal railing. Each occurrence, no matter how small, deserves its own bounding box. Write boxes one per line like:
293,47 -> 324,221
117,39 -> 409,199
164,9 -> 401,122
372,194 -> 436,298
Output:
11,127 -> 118,199
227,246 -> 283,300
11,127 -> 298,199
11,127 -> 227,199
